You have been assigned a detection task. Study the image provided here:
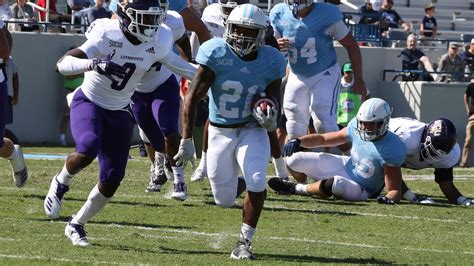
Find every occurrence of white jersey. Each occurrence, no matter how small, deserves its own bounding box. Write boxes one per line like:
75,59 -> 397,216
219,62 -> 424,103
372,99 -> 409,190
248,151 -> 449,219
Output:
389,117 -> 460,169
136,11 -> 186,93
79,18 -> 174,110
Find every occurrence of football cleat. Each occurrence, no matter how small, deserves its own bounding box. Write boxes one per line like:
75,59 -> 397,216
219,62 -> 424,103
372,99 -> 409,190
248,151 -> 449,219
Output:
10,145 -> 28,188
44,175 -> 70,219
171,182 -> 187,201
190,167 -> 207,182
412,195 -> 435,204
267,177 -> 296,195
65,220 -> 89,247
230,239 -> 255,260
145,153 -> 168,192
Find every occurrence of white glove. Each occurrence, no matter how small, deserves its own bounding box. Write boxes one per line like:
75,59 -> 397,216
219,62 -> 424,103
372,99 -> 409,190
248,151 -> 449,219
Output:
173,138 -> 195,168
252,106 -> 278,132
457,196 -> 473,206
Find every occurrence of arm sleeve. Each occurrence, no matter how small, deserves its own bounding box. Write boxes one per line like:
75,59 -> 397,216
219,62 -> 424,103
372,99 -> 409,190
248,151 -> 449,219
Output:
325,20 -> 350,41
56,55 -> 92,75
160,51 -> 198,80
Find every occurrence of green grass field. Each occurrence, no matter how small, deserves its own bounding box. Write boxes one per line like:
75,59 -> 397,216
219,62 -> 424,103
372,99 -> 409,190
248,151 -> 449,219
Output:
0,146 -> 473,264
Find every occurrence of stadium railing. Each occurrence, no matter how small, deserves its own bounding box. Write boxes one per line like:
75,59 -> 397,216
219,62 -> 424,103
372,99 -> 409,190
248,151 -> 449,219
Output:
383,69 -> 474,82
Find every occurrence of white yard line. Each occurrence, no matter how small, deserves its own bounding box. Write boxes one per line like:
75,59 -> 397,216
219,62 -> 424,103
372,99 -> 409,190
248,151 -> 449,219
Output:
1,218 -> 473,258
0,253 -> 123,264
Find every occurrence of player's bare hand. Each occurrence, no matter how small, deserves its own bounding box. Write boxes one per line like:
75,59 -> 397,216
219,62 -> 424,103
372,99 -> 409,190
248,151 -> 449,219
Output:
352,80 -> 368,98
277,38 -> 290,52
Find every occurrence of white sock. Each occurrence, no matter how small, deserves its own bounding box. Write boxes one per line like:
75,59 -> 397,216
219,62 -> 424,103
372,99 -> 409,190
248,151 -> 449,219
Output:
240,223 -> 256,243
8,145 -> 25,173
402,190 -> 416,202
57,164 -> 74,186
273,157 -> 288,178
198,151 -> 207,170
295,184 -> 309,195
71,184 -> 111,225
172,166 -> 185,184
7,146 -> 18,160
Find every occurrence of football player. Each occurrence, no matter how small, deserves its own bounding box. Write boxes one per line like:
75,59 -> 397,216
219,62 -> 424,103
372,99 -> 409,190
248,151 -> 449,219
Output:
174,4 -> 286,259
389,117 -> 473,206
45,0 -> 196,247
268,98 -> 406,204
0,21 -> 28,188
134,5 -> 192,200
190,0 -> 290,183
269,0 -> 367,142
109,0 -> 211,44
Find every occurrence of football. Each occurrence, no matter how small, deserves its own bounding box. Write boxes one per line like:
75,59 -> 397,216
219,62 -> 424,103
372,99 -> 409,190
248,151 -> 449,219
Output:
252,93 -> 278,115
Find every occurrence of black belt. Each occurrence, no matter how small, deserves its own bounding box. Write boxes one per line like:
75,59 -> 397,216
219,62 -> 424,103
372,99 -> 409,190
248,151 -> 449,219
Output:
209,121 -> 249,128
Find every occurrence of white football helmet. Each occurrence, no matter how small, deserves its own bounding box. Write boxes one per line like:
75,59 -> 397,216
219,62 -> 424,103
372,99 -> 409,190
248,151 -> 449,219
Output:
356,98 -> 392,141
218,0 -> 248,25
116,0 -> 166,42
284,0 -> 313,16
224,4 -> 266,57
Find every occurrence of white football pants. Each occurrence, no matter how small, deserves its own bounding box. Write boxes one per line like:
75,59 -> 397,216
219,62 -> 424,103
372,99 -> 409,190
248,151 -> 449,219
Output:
287,151 -> 368,201
284,63 -> 341,139
207,125 -> 270,208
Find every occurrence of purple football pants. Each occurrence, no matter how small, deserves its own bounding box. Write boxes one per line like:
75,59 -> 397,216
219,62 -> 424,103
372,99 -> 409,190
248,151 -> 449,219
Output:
130,75 -> 180,151
70,89 -> 132,185
0,80 -> 7,147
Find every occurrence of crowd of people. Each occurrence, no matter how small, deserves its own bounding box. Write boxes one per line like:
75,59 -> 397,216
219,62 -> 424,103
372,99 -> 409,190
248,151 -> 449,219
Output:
2,0 -> 474,261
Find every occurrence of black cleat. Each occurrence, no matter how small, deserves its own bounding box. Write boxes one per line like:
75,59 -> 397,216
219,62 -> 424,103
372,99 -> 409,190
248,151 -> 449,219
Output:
268,177 -> 296,195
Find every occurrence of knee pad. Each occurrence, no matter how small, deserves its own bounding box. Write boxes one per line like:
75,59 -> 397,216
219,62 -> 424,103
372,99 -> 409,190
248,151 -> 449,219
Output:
312,106 -> 339,133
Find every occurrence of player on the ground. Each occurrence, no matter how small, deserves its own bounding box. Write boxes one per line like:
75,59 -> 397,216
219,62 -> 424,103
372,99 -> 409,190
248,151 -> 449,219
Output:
0,20 -> 28,188
269,0 -> 367,143
44,0 -> 196,247
389,117 -> 473,206
268,98 -> 406,204
135,7 -> 192,200
191,0 -> 289,183
174,4 -> 286,259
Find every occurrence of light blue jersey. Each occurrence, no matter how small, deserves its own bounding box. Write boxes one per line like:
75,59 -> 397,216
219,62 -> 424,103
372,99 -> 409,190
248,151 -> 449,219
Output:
270,3 -> 343,78
344,118 -> 407,196
196,38 -> 286,125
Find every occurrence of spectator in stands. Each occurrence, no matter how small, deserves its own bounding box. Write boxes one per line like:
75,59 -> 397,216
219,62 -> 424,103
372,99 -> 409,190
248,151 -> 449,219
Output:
461,80 -> 474,168
420,3 -> 437,39
437,43 -> 466,82
359,0 -> 380,25
461,38 -> 474,75
4,56 -> 18,127
0,0 -> 12,21
37,0 -> 72,26
337,63 -> 362,128
10,0 -> 40,32
379,0 -> 410,38
400,34 -> 436,81
67,0 -> 92,24
87,0 -> 111,24
59,46 -> 83,146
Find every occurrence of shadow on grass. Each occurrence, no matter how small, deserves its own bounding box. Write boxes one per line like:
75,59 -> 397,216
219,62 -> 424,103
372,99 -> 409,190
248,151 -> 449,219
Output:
154,246 -> 392,263
22,194 -> 169,208
263,206 -> 358,216
30,216 -> 195,230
